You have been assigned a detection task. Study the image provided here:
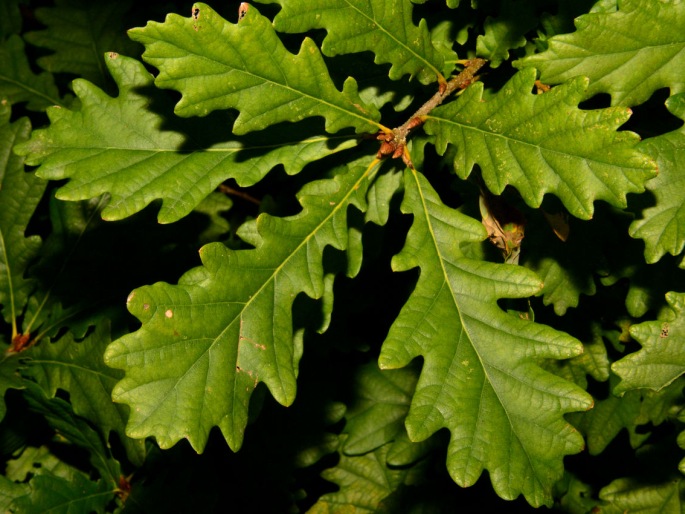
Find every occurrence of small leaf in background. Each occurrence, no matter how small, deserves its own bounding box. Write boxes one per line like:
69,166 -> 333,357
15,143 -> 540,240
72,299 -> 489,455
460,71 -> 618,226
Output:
23,322 -> 146,465
425,68 -> 656,220
309,437 -> 425,514
612,291 -> 685,394
629,93 -> 685,264
0,36 -> 65,111
24,0 -> 141,89
379,169 -> 592,507
0,103 -> 46,337
0,0 -> 21,39
10,472 -> 114,514
105,162 -> 375,452
516,0 -> 685,106
129,3 -> 382,134
22,381 -> 121,487
342,361 -> 418,456
598,477 -> 685,514
265,0 -> 456,85
15,54 -> 357,223
476,0 -> 538,68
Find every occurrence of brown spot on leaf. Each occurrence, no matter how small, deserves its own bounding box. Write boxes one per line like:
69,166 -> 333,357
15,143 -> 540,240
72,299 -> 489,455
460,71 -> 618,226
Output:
238,3 -> 249,20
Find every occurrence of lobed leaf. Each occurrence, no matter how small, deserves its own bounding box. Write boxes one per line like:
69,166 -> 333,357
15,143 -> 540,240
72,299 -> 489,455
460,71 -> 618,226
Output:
0,104 -> 46,332
516,0 -> 685,106
23,322 -> 146,465
476,1 -> 537,68
309,437 -> 422,514
378,169 -> 593,507
0,35 -> 64,111
129,3 -> 382,135
105,161 -> 376,452
599,477 -> 685,514
265,0 -> 457,84
24,0 -> 140,88
629,93 -> 685,263
10,473 -> 113,514
613,291 -> 685,394
15,54 -> 357,224
342,361 -> 418,456
424,68 -> 656,219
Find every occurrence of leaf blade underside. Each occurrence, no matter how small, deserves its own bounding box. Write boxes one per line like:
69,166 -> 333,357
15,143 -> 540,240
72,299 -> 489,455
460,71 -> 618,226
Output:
379,169 -> 593,507
14,54 -> 357,224
424,68 -> 656,220
516,0 -> 685,106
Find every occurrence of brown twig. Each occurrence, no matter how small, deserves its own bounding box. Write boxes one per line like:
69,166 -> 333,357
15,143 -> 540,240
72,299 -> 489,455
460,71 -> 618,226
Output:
376,58 -> 487,168
218,184 -> 261,206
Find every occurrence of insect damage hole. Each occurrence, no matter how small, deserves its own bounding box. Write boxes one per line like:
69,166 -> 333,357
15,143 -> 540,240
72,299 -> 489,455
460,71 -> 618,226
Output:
192,6 -> 200,31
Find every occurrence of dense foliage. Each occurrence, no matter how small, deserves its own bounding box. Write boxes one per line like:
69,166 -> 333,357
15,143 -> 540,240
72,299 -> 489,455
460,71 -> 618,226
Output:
1,0 -> 685,511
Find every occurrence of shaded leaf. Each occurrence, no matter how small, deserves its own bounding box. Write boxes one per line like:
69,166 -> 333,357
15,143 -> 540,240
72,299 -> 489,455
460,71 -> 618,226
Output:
613,291 -> 685,394
0,348 -> 24,422
629,93 -> 685,263
342,361 -> 418,456
544,324 -> 610,390
22,322 -> 146,465
24,0 -> 140,88
378,169 -> 592,507
571,376 -> 646,455
15,54 -> 357,223
10,473 -> 113,514
0,475 -> 29,512
105,161 -> 376,452
0,35 -> 64,110
309,438 -> 423,514
598,477 -> 685,514
266,0 -> 457,84
476,0 -> 538,68
22,381 -> 121,486
425,68 -> 655,220
129,3 -> 382,134
0,0 -> 21,39
0,104 -> 46,332
516,0 -> 685,106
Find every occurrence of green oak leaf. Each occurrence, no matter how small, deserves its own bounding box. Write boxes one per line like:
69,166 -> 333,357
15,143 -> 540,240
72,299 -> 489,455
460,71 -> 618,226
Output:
629,93 -> 685,263
544,324 -> 610,390
613,291 -> 685,394
0,0 -> 21,39
378,169 -> 593,507
342,361 -> 418,456
265,0 -> 457,85
22,381 -> 121,488
129,3 -> 382,135
24,0 -> 140,89
10,473 -> 113,514
0,346 -> 24,423
0,35 -> 65,110
0,475 -> 29,512
424,67 -> 656,220
309,437 -> 424,514
570,376 -> 647,455
105,161 -> 376,452
515,0 -> 685,106
599,477 -> 685,514
15,54 -> 356,224
0,104 -> 46,334
22,322 -> 146,466
476,0 -> 537,68
522,211 -> 605,315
